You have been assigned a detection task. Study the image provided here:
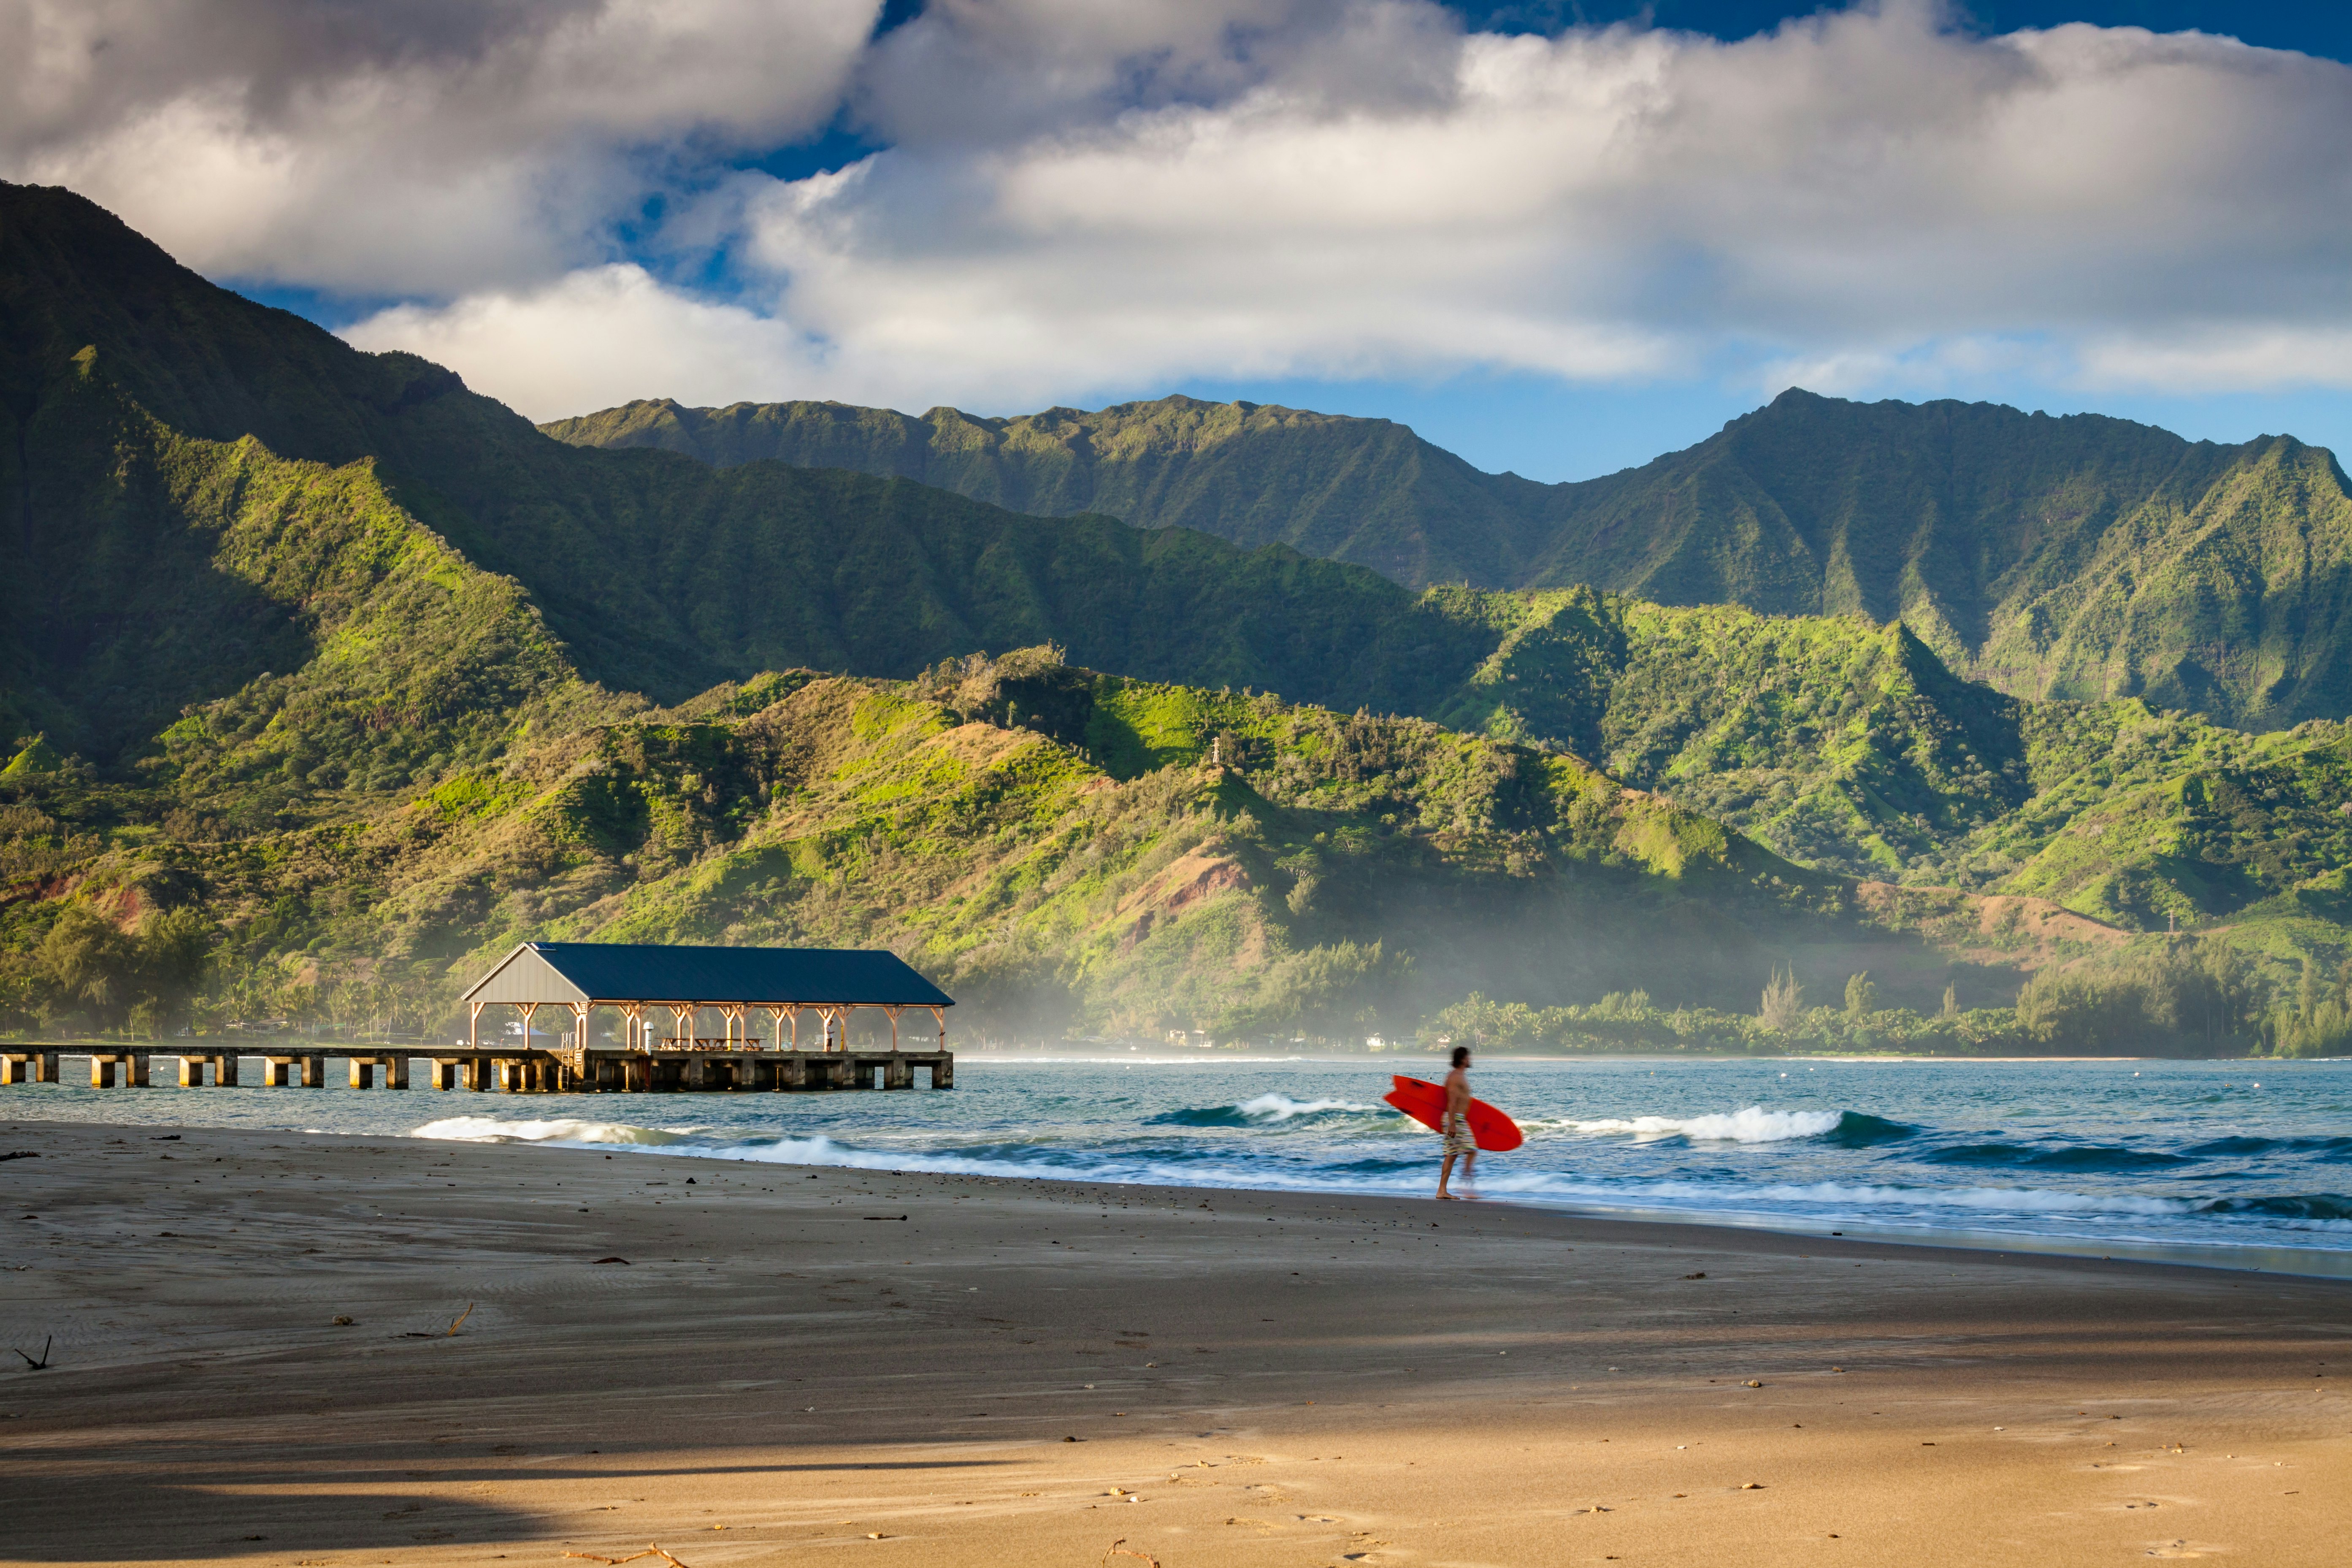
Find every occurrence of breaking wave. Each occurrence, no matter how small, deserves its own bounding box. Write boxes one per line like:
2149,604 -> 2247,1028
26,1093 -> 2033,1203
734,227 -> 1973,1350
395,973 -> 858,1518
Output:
1560,1106 -> 1865,1144
412,1116 -> 706,1147
1146,1093 -> 1379,1127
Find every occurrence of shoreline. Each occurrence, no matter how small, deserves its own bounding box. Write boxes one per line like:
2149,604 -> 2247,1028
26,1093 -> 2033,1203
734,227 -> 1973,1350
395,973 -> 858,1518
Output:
4,1117 -> 2350,1567
5,1065 -> 2350,1281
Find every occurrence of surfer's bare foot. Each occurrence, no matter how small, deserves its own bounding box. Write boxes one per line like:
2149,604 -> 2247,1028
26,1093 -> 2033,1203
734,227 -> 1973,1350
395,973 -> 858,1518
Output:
1436,1192 -> 1458,1200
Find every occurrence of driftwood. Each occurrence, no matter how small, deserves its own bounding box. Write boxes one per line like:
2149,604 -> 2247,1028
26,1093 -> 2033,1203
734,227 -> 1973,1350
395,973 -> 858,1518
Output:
1103,1539 -> 1161,1568
12,1336 -> 51,1370
561,1546 -> 692,1568
447,1301 -> 476,1336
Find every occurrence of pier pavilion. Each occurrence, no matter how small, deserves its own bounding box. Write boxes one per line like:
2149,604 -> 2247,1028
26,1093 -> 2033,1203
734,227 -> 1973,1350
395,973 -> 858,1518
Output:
461,942 -> 955,1091
2,942 -> 955,1095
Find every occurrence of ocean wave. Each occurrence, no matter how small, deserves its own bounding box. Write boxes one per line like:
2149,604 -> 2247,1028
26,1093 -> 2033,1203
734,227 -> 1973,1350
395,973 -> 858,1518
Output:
2195,1193 -> 2352,1225
1925,1141 -> 2192,1173
411,1116 -> 706,1147
1145,1093 -> 1378,1128
1559,1106 -> 1847,1143
1441,1168 -> 2203,1218
402,1115 -> 2352,1254
2184,1135 -> 2352,1160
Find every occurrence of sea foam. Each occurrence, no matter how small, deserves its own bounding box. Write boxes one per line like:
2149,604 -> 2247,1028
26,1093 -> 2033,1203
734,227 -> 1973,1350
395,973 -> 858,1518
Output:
1564,1106 -> 1844,1143
411,1116 -> 701,1146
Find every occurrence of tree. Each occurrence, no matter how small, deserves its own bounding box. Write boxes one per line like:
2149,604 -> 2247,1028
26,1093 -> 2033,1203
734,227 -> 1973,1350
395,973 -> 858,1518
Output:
1759,968 -> 1803,1033
1844,972 -> 1877,1022
37,905 -> 138,1031
134,905 -> 212,1035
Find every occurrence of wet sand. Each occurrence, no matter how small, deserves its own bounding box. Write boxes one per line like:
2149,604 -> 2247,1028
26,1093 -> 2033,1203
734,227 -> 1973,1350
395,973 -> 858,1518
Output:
1,1117 -> 2347,1567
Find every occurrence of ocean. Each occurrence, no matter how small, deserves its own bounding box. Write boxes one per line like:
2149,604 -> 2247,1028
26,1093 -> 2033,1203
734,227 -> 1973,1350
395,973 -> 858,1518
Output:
7,1054 -> 2348,1276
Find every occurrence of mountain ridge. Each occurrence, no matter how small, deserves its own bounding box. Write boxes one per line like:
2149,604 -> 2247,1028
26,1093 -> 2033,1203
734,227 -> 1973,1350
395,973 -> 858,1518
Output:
1,178 -> 2347,1054
548,390 -> 2352,730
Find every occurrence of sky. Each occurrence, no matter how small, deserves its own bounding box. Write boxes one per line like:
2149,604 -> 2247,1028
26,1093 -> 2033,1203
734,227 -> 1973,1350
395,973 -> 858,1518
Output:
8,0 -> 2352,482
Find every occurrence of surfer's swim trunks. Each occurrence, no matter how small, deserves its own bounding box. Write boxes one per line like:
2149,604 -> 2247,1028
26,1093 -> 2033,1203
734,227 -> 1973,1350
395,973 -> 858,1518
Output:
1443,1123 -> 1475,1157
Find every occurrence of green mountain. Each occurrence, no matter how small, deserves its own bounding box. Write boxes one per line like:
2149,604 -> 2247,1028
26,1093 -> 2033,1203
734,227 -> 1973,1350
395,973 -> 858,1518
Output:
1429,587 -> 2352,940
1,179 -> 2346,1056
550,391 -> 2352,731
1,182 -> 1486,750
5,643 -> 2127,1048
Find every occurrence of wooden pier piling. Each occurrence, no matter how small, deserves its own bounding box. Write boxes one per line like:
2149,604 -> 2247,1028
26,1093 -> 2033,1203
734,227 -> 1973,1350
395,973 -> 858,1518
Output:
87,1053 -> 149,1088
2,1044 -> 953,1094
176,1054 -> 239,1087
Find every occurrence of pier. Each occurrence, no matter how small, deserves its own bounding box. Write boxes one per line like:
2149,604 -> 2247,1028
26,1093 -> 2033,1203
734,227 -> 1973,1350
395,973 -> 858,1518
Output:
1,940 -> 955,1094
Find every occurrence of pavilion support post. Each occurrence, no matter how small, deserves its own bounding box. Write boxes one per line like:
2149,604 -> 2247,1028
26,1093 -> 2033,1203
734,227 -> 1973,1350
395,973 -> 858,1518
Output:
885,1005 -> 904,1051
127,1053 -> 150,1087
214,1053 -> 240,1087
179,1055 -> 208,1088
302,1055 -> 327,1088
468,1001 -> 482,1050
350,1058 -> 375,1089
90,1056 -> 116,1089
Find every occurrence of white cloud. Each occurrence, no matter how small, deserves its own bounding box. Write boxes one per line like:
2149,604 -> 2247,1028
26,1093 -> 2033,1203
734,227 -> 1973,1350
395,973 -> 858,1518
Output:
0,0 -> 878,293
24,1 -> 2352,412
344,263 -> 834,420
2076,329 -> 2352,393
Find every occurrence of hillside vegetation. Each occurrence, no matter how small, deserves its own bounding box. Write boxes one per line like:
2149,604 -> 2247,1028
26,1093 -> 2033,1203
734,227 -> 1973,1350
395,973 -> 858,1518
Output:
2,179 -> 2349,1056
2,644 -> 2134,1047
552,390 -> 2352,731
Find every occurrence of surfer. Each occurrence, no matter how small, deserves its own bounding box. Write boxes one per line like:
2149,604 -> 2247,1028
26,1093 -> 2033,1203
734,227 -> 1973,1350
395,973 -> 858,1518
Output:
1436,1045 -> 1476,1199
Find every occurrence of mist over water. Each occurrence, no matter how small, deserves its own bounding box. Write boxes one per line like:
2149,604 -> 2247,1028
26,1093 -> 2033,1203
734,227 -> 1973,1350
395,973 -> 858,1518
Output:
11,1056 -> 2349,1275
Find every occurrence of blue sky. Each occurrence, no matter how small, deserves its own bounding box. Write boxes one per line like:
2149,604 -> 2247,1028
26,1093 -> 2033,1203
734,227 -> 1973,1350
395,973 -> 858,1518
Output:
1211,3 -> 2352,477
14,0 -> 2352,482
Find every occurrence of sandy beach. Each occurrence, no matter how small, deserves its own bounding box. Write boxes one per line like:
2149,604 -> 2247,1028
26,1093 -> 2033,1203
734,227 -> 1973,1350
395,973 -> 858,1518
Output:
1,1118 -> 2347,1568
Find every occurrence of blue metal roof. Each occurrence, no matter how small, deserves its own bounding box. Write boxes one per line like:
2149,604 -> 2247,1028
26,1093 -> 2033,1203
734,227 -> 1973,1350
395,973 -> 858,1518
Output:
507,942 -> 952,1007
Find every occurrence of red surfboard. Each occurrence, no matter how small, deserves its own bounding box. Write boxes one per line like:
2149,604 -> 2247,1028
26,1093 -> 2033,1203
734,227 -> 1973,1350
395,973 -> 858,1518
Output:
1383,1075 -> 1524,1153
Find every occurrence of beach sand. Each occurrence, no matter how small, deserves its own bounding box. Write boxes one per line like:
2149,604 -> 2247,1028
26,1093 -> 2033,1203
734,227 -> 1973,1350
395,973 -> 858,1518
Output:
1,1117 -> 2347,1568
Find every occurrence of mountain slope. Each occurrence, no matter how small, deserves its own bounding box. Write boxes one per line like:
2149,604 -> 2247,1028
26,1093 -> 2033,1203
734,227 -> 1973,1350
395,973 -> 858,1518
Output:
0,178 -> 2341,1057
7,648 -> 2078,1043
551,391 -> 2352,729
0,182 -> 1473,735
542,395 -> 1558,592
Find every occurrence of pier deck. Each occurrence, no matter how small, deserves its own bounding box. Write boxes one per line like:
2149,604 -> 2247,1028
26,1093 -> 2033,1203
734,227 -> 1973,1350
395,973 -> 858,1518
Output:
0,1046 -> 952,1093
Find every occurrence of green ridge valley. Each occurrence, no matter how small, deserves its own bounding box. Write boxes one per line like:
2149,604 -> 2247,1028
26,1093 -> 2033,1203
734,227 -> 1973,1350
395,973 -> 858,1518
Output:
7,179 -> 2352,1058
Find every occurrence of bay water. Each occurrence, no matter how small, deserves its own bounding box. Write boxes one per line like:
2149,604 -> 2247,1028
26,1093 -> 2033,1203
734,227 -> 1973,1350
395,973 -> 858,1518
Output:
7,1054 -> 2348,1276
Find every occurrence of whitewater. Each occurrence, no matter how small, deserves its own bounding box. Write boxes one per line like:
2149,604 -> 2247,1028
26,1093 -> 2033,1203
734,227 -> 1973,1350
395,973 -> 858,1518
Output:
9,1055 -> 2349,1275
